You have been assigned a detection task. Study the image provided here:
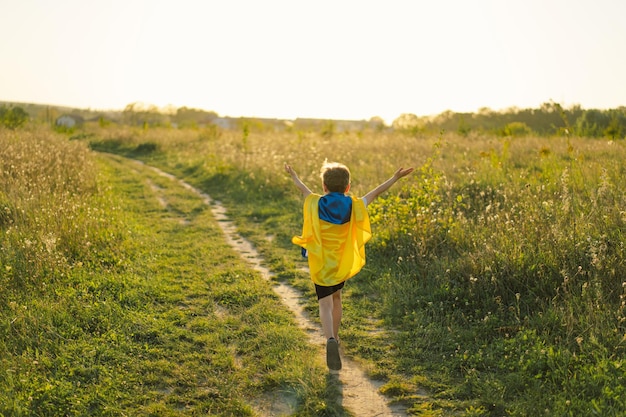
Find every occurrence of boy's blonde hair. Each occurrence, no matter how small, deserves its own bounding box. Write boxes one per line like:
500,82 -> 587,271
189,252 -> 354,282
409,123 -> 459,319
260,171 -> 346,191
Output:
320,161 -> 350,193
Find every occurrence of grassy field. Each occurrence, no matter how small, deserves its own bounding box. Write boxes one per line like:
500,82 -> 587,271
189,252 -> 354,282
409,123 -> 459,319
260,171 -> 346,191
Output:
0,127 -> 345,416
2,123 -> 625,416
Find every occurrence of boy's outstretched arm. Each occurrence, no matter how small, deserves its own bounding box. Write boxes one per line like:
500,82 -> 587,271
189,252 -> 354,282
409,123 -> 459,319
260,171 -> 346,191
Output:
285,164 -> 312,197
363,167 -> 414,204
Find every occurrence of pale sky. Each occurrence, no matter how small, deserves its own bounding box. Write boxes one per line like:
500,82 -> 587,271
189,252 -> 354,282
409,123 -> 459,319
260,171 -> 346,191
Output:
1,0 -> 624,123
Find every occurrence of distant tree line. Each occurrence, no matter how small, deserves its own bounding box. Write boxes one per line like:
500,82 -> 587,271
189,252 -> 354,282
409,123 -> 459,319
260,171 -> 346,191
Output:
6,100 -> 626,139
121,103 -> 218,128
392,102 -> 626,139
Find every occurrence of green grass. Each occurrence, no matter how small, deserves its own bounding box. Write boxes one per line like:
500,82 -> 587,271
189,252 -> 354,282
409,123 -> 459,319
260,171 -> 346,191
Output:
0,128 -> 347,416
80,124 -> 626,416
3,123 -> 626,416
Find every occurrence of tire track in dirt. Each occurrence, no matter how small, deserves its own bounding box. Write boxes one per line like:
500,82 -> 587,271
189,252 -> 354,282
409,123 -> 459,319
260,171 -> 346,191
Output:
140,161 -> 407,417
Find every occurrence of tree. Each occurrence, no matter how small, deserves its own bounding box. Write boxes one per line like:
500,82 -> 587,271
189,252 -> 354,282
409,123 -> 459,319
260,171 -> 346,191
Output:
1,106 -> 29,129
321,120 -> 336,138
122,102 -> 168,127
573,110 -> 609,137
368,116 -> 386,132
603,110 -> 626,139
392,113 -> 424,135
173,107 -> 218,128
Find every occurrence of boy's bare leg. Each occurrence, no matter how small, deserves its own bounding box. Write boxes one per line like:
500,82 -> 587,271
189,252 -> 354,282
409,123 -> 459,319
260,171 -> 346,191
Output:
318,295 -> 335,339
331,290 -> 342,340
319,290 -> 343,340
319,291 -> 343,370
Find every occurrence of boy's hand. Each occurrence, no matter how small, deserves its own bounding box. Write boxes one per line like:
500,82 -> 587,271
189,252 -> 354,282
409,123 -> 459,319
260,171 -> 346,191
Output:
393,167 -> 415,180
285,164 -> 295,176
285,163 -> 312,196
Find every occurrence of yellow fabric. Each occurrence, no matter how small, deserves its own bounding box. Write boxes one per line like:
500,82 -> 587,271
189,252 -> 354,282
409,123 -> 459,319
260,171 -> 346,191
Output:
292,194 -> 372,286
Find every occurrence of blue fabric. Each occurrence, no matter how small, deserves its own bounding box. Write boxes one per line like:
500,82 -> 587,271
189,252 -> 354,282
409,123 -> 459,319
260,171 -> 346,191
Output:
318,193 -> 352,225
301,193 -> 352,258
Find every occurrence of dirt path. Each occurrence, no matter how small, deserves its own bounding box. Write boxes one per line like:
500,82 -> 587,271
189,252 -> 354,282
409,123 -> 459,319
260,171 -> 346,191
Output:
142,161 -> 407,417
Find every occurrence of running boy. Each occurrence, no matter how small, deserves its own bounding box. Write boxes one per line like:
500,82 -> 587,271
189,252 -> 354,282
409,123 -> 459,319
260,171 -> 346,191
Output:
285,161 -> 414,370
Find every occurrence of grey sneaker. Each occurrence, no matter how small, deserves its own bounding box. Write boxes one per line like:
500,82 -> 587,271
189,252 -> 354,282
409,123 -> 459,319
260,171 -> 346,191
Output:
326,338 -> 342,370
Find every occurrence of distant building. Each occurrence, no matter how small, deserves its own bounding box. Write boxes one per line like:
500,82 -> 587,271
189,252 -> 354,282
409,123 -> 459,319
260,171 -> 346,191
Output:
294,118 -> 368,132
211,117 -> 233,129
55,114 -> 84,128
209,116 -> 367,132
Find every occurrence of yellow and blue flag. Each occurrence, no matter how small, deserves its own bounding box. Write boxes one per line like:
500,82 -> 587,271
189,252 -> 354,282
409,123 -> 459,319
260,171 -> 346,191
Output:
292,193 -> 372,286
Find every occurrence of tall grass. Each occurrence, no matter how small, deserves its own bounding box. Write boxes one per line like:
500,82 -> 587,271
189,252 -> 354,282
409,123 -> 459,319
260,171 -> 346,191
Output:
0,127 -> 121,296
371,135 -> 626,414
1,127 -> 126,415
87,124 -> 626,415
1,127 -> 338,416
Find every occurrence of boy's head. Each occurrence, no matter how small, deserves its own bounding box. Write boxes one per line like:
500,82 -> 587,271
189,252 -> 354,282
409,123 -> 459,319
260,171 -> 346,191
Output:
320,161 -> 350,193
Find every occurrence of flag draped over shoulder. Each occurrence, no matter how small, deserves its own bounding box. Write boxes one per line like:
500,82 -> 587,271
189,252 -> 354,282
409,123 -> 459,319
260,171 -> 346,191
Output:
292,193 -> 372,286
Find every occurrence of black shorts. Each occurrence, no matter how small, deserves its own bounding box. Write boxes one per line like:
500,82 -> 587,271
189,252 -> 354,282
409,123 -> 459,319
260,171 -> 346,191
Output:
315,281 -> 345,300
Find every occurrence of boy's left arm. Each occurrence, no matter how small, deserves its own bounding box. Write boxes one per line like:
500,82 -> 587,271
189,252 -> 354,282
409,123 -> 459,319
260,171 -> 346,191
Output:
363,167 -> 414,204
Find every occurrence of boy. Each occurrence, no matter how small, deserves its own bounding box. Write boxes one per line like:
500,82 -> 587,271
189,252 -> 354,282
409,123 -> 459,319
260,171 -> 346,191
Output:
285,161 -> 414,370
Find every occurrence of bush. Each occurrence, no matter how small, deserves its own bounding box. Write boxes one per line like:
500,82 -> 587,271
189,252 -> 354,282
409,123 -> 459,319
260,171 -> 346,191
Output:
503,121 -> 532,137
0,106 -> 29,129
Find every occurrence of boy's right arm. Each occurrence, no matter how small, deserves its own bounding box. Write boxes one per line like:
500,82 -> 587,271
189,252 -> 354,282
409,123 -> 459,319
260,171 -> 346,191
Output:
285,164 -> 312,197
